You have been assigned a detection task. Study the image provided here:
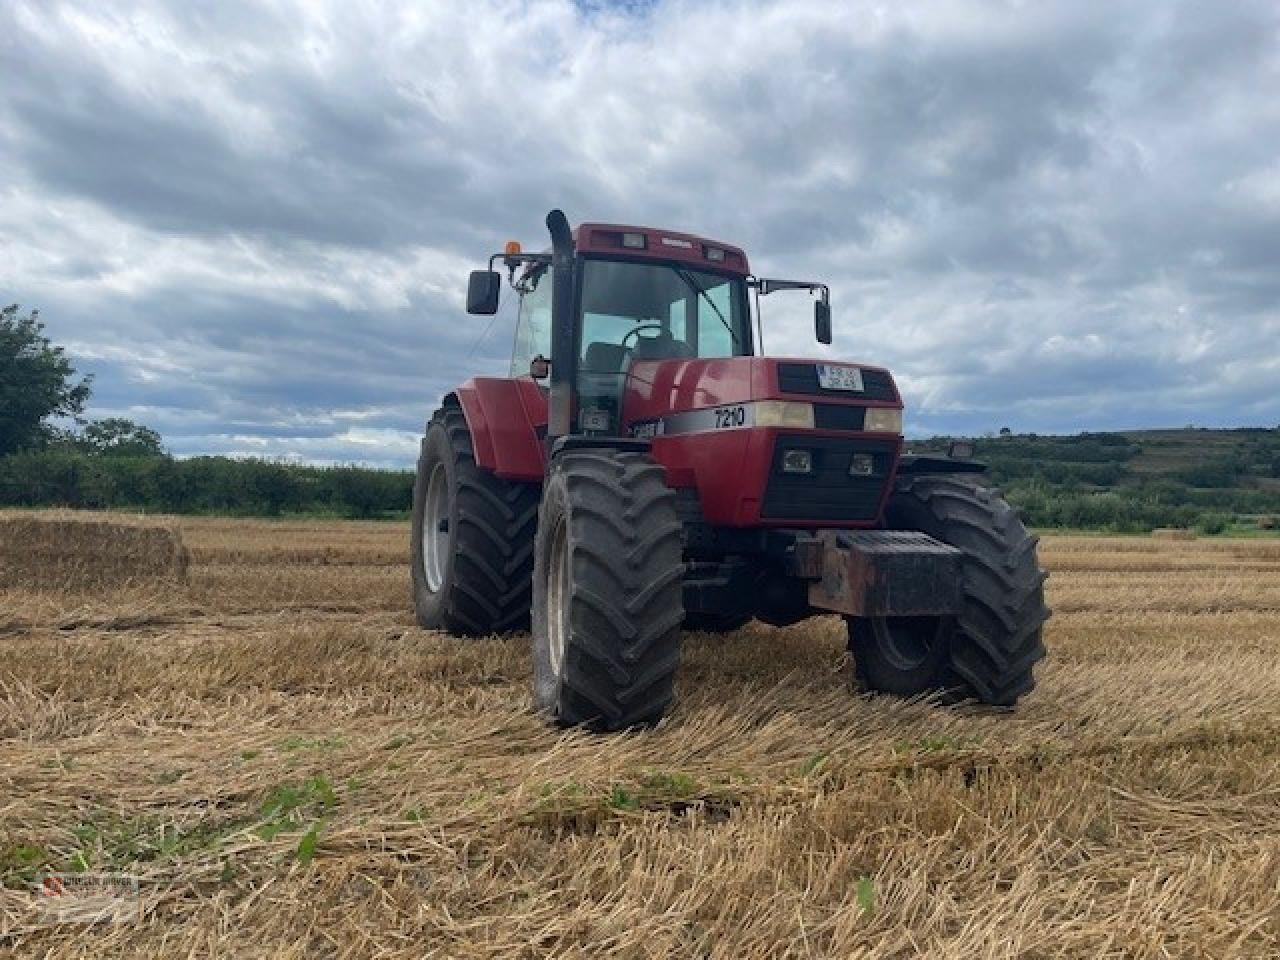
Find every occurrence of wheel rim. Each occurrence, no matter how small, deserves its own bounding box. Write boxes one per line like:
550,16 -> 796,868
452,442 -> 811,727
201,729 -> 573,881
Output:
546,515 -> 570,678
422,463 -> 449,591
871,616 -> 945,671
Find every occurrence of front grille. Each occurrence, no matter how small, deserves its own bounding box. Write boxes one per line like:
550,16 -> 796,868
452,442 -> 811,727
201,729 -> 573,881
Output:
761,435 -> 895,522
777,363 -> 897,401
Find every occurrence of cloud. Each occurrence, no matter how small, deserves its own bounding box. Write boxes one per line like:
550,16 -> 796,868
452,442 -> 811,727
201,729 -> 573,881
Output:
2,0 -> 1278,464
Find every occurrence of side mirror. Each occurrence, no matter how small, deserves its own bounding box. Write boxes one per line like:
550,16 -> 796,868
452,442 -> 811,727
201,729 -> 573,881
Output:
466,270 -> 501,315
814,299 -> 832,345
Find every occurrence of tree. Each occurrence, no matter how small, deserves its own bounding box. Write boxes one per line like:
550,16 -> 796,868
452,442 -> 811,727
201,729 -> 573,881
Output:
0,304 -> 92,455
78,418 -> 166,457
999,426 -> 1013,438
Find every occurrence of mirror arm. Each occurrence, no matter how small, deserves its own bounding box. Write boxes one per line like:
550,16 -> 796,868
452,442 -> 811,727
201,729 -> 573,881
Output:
749,276 -> 833,345
749,277 -> 830,304
487,252 -> 553,293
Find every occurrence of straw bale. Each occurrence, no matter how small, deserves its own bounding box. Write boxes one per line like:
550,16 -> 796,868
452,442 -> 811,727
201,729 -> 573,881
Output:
0,513 -> 189,590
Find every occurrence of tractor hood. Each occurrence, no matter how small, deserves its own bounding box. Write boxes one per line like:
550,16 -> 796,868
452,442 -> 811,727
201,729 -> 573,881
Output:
621,357 -> 902,432
620,357 -> 905,528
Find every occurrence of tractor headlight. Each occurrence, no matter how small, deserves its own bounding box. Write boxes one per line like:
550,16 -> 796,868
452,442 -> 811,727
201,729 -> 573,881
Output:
781,449 -> 813,474
863,407 -> 903,433
755,401 -> 814,429
849,453 -> 877,476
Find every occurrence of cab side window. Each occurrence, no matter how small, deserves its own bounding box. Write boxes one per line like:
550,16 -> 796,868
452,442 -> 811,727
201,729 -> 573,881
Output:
693,279 -> 735,357
510,267 -> 552,378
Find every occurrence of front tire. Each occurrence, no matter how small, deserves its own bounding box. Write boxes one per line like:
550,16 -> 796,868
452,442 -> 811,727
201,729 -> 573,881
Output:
849,475 -> 1050,706
410,402 -> 539,635
532,451 -> 685,730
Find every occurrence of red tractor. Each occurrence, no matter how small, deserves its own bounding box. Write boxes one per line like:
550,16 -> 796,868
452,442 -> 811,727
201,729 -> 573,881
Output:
412,210 -> 1049,730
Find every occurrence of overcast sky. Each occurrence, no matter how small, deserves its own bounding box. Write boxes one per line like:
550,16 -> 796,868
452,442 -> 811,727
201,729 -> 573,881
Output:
3,1 -> 1278,465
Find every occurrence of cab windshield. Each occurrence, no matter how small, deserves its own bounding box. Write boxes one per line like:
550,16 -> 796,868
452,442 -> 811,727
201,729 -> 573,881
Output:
578,259 -> 751,372
508,256 -> 753,433
509,257 -> 752,378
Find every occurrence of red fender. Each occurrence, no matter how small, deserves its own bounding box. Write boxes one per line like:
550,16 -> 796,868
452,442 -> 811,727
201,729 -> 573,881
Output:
451,377 -> 547,482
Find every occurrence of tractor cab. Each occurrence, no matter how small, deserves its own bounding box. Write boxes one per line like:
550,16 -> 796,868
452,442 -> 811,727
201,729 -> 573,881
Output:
508,248 -> 753,436
466,214 -> 830,441
511,245 -> 750,366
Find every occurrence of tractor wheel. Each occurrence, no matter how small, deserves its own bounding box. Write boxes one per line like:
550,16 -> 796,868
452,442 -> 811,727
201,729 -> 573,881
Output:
683,611 -> 752,634
410,402 -> 539,635
849,475 -> 1049,706
531,450 -> 685,730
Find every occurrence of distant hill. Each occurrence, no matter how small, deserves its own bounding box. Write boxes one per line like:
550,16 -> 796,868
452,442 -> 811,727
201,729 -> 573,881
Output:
908,427 -> 1280,534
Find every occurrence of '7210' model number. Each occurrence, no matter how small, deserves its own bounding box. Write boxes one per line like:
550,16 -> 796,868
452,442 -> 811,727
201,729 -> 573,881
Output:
713,405 -> 748,428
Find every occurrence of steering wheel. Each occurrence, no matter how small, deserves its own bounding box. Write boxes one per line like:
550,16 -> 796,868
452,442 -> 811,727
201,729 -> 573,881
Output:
621,324 -> 666,349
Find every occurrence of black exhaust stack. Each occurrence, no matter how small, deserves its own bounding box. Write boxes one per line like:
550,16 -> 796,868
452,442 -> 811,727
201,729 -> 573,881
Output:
546,209 -> 576,439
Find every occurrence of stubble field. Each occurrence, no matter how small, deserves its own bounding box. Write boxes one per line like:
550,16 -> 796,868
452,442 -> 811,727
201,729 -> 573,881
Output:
1,516 -> 1278,957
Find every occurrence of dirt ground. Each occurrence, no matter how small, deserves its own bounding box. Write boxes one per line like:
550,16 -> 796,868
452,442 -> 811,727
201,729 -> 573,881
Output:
1,517 -> 1278,957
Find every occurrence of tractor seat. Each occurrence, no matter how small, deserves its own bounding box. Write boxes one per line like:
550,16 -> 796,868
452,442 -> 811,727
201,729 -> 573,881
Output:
629,332 -> 694,362
583,341 -> 629,375
579,343 -> 628,424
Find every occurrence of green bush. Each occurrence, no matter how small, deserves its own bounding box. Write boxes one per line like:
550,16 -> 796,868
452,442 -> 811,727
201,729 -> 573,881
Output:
1195,513 -> 1231,535
1005,483 -> 1201,533
1175,458 -> 1242,488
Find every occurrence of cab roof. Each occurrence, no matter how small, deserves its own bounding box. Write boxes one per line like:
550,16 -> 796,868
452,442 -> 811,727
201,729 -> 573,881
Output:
574,222 -> 751,276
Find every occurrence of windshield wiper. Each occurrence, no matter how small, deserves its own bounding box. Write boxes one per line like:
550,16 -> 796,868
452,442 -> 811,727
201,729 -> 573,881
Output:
673,267 -> 740,351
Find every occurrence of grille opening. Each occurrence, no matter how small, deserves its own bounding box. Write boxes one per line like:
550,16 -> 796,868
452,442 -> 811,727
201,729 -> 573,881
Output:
777,363 -> 897,402
761,435 -> 895,522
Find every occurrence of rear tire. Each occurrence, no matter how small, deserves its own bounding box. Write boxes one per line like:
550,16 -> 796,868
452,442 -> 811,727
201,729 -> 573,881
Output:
410,402 -> 539,635
532,450 -> 685,730
849,475 -> 1050,706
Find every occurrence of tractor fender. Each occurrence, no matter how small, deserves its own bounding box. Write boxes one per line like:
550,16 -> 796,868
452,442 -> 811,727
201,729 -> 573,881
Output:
450,378 -> 548,482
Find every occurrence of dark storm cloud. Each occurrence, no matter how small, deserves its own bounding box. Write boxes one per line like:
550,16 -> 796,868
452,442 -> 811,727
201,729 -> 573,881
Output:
3,24 -> 475,248
2,0 -> 1278,464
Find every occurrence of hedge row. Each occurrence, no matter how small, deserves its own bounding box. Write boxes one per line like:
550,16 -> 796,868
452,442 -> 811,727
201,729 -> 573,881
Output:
2,448 -> 1275,532
0,451 -> 413,518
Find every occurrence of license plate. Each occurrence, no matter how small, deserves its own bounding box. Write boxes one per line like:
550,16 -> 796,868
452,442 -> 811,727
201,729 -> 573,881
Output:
816,364 -> 864,391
